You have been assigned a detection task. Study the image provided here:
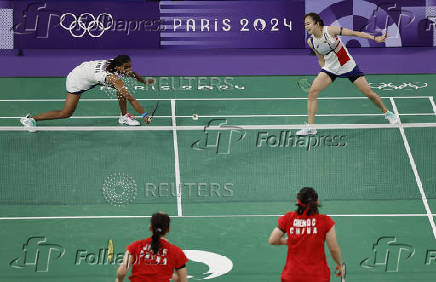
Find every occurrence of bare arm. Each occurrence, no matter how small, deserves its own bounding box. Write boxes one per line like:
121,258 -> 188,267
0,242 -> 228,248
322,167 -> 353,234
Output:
307,38 -> 325,68
328,26 -> 387,43
174,267 -> 188,282
326,226 -> 343,277
106,74 -> 152,124
106,74 -> 145,114
268,227 -> 288,245
127,71 -> 155,85
115,251 -> 134,282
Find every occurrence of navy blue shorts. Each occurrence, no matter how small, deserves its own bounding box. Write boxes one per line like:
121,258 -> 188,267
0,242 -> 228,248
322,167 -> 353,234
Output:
321,65 -> 365,83
70,90 -> 85,95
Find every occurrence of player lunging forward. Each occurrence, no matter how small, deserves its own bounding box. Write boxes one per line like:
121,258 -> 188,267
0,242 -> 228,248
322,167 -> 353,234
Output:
20,55 -> 155,132
297,13 -> 399,136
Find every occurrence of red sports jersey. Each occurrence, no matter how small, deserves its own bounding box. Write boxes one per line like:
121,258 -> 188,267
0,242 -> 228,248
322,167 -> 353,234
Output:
278,212 -> 335,282
127,237 -> 188,282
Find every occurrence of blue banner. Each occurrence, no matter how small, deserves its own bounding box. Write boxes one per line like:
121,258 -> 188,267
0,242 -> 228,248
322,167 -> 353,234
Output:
2,0 -> 435,49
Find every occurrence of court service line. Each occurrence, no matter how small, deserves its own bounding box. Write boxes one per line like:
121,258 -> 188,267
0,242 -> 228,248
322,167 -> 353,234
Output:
0,213 -> 434,220
0,96 -> 431,102
2,122 -> 436,131
171,99 -> 183,217
1,113 -> 435,119
429,97 -> 436,115
390,98 -> 436,239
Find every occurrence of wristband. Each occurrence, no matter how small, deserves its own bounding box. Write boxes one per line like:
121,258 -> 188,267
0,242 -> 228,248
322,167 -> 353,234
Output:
373,35 -> 376,40
141,112 -> 149,118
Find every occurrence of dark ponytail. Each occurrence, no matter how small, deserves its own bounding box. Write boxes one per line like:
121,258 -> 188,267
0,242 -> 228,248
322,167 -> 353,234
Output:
304,13 -> 324,27
296,187 -> 320,216
150,212 -> 170,254
107,55 -> 131,73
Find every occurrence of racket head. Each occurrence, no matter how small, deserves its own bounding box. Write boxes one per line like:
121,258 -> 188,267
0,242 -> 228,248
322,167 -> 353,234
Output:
297,78 -> 311,93
341,263 -> 346,282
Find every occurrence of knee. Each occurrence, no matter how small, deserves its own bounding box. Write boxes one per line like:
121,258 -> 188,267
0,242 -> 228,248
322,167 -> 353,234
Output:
308,89 -> 319,101
365,91 -> 378,100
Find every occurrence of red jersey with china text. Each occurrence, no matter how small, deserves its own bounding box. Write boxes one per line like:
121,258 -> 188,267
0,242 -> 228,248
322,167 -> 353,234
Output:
278,212 -> 335,282
127,237 -> 188,282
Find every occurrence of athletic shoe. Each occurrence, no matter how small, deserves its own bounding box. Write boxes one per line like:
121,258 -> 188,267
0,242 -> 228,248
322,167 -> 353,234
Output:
296,123 -> 317,136
118,113 -> 140,126
20,114 -> 37,132
385,111 -> 399,124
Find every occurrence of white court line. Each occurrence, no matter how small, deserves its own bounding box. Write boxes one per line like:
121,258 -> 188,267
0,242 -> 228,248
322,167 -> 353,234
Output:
2,113 -> 436,119
390,98 -> 436,239
0,116 -> 171,119
171,99 -> 183,217
3,123 -> 436,131
399,113 -> 436,116
430,97 -> 436,115
0,96 -> 432,102
0,213 -> 434,220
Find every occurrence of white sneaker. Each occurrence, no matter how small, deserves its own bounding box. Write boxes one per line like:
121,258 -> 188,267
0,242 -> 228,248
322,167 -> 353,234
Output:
385,111 -> 399,124
296,123 -> 317,136
118,113 -> 140,126
20,114 -> 37,132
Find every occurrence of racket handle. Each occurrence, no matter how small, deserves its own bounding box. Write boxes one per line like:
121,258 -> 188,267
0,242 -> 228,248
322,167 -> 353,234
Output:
341,263 -> 346,282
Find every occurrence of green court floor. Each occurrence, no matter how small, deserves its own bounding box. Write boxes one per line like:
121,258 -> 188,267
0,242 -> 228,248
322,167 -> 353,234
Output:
1,74 -> 436,281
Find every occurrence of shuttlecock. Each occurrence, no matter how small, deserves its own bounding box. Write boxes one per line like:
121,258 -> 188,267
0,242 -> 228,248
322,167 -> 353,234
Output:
192,114 -> 199,120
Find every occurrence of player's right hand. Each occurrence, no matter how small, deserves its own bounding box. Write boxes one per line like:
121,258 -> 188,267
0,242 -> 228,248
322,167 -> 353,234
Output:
335,264 -> 343,277
374,33 -> 387,43
147,78 -> 156,85
144,116 -> 152,125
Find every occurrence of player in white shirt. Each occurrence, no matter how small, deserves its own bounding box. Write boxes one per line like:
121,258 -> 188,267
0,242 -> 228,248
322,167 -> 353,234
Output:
20,55 -> 155,132
297,13 -> 399,136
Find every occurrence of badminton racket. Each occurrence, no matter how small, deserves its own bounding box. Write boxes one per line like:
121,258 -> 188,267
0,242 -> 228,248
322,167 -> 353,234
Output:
297,78 -> 312,93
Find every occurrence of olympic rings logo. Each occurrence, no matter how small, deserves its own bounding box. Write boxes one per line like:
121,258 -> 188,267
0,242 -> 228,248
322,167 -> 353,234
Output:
59,13 -> 114,38
369,82 -> 428,90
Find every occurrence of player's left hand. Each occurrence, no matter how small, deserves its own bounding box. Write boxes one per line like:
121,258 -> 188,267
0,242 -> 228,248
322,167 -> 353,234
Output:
147,78 -> 156,85
374,33 -> 387,43
144,116 -> 152,125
